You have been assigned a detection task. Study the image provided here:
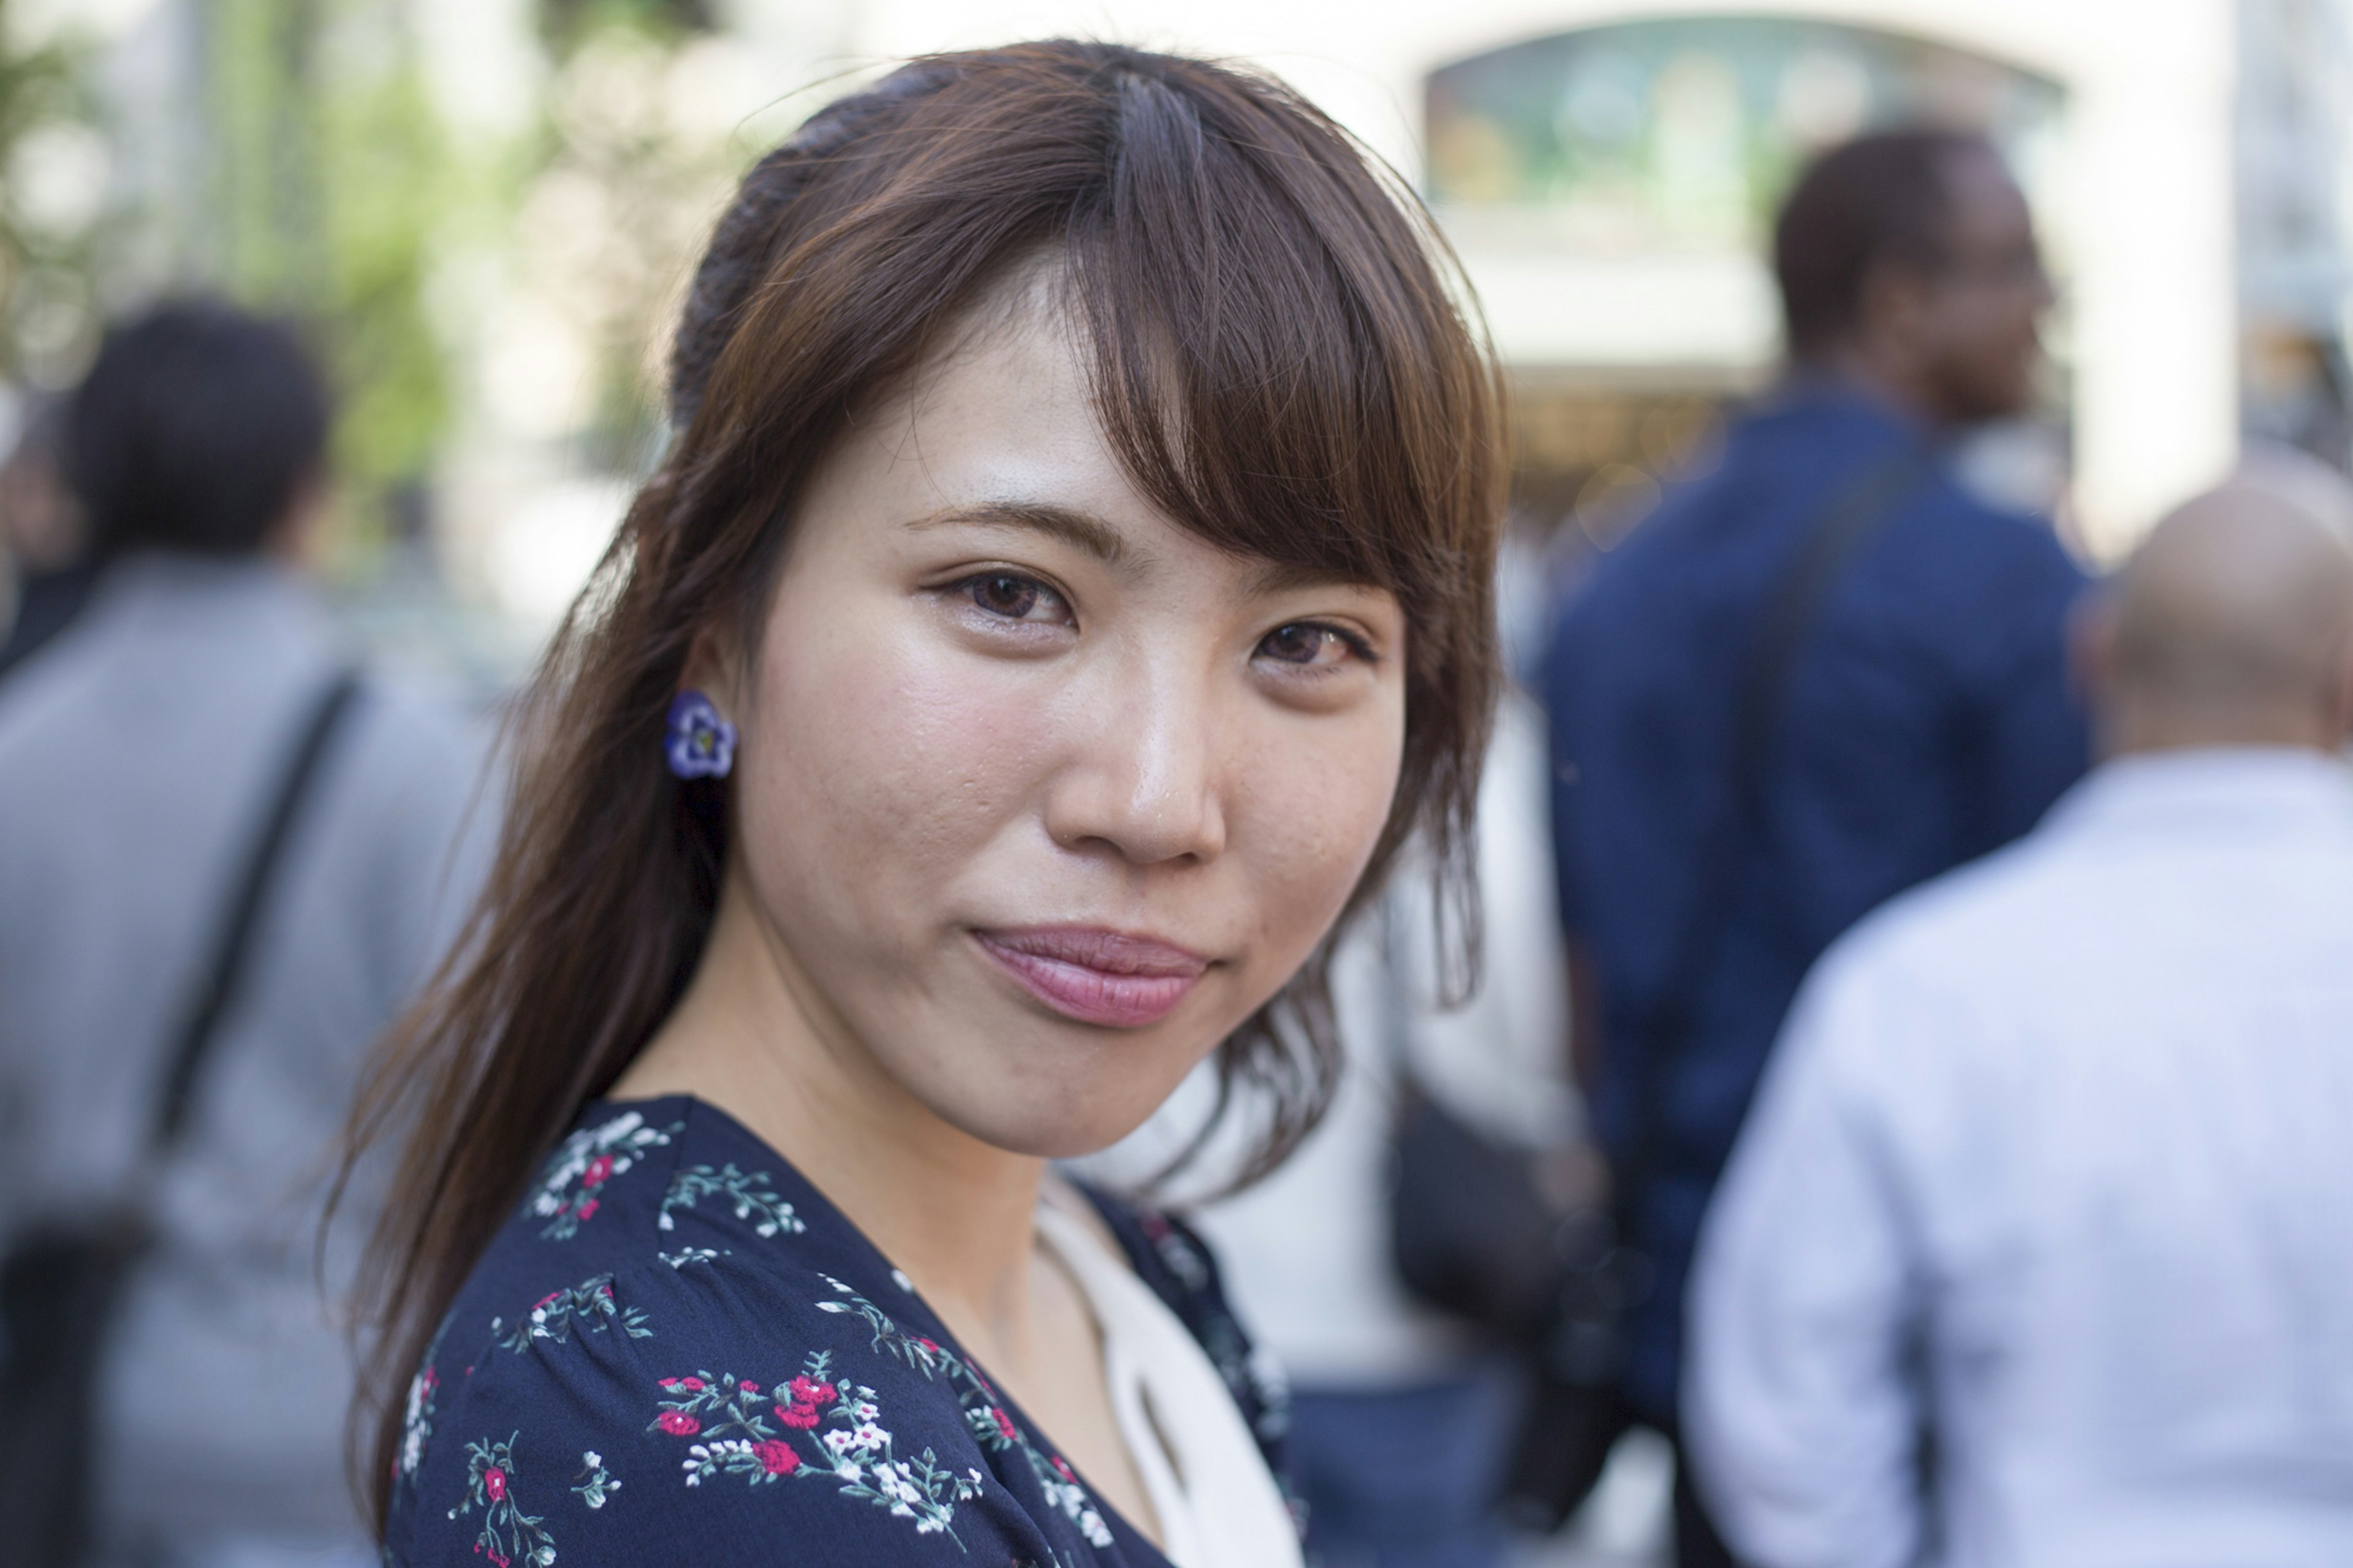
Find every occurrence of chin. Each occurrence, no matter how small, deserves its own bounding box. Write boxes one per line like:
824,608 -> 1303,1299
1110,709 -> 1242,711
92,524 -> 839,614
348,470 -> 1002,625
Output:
947,1092 -> 1179,1163
909,1029 -> 1207,1163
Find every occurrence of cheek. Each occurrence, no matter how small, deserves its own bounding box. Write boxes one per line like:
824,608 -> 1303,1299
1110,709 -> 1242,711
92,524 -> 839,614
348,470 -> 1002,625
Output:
737,605 -> 1048,941
1227,703 -> 1405,968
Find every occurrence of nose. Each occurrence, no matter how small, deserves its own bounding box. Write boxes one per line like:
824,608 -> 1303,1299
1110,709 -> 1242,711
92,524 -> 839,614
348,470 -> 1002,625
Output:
1043,656 -> 1229,867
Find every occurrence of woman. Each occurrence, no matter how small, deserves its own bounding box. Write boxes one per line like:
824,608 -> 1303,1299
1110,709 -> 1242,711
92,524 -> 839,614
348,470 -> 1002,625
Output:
350,41 -> 1502,1568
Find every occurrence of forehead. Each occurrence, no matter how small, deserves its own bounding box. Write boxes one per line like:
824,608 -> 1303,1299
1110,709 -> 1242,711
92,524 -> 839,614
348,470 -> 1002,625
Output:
864,287 -> 1151,525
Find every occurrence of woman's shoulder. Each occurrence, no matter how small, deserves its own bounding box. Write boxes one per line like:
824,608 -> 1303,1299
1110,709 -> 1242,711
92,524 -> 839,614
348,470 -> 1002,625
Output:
387,1099 -> 1159,1566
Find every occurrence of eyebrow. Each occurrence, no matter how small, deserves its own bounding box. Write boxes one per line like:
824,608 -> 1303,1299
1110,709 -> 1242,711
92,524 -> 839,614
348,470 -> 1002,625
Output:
909,500 -> 1135,569
1243,558 -> 1385,598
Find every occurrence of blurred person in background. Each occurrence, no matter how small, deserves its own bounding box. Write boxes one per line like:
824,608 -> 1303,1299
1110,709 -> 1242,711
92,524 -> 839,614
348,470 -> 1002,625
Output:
1685,456 -> 2353,1568
1103,691 -> 1575,1568
0,301 -> 493,1567
0,393 -> 97,679
1540,128 -> 2091,1564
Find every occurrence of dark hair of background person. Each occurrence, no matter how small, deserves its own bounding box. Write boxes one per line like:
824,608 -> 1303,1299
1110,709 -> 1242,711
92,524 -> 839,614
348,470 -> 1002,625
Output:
338,39 -> 1506,1529
64,300 -> 330,558
1773,126 -> 1993,361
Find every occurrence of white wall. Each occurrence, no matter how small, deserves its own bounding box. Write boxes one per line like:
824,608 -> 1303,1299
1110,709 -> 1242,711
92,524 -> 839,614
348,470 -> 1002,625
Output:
793,0 -> 2240,555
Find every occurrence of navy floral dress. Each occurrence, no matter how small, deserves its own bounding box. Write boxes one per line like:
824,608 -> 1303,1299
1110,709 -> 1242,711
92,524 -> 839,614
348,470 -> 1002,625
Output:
387,1096 -> 1289,1567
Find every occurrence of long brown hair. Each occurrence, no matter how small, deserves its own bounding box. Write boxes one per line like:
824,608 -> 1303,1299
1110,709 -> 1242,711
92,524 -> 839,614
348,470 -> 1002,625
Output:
343,39 -> 1504,1529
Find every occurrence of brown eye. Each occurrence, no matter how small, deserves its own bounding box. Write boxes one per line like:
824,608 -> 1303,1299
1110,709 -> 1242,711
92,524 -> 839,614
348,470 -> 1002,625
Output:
1258,623 -> 1353,667
968,574 -> 1048,620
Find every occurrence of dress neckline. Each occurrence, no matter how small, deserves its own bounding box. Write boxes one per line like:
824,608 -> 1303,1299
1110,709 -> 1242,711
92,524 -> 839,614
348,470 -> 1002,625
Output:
593,1092 -> 1180,1567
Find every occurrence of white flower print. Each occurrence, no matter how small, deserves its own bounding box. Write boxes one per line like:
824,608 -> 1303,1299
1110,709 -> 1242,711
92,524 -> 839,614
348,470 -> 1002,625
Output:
570,1451 -> 619,1509
657,1161 -> 806,1237
526,1112 -> 680,1240
813,1272 -> 1120,1548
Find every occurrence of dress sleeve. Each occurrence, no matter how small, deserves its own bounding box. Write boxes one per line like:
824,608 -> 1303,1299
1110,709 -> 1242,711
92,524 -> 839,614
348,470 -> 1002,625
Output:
393,1256 -> 1060,1567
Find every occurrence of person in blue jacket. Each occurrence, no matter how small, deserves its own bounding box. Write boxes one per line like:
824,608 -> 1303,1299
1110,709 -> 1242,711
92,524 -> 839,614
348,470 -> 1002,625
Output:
1540,128 -> 2092,1566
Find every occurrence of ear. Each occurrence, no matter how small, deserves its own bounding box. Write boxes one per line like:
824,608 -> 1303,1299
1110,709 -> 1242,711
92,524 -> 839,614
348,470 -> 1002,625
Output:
1857,257 -> 1936,352
681,623 -> 747,722
263,471 -> 330,568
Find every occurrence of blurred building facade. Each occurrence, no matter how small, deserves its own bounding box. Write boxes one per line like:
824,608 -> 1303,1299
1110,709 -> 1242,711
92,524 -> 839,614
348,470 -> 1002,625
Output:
2,0 -> 2351,638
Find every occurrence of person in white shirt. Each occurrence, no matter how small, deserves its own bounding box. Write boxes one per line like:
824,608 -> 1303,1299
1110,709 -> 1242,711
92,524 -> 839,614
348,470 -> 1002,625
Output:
1683,456 -> 2353,1568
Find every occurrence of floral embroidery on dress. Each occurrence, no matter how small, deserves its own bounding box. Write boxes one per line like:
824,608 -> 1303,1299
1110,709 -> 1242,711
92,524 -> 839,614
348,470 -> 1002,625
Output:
1138,1211 -> 1211,1295
498,1273 -> 652,1354
816,1274 -> 1112,1548
528,1112 -> 681,1241
448,1434 -> 557,1566
657,1162 -> 805,1238
660,1245 -> 724,1269
571,1452 -> 619,1510
1033,1451 -> 1114,1549
648,1357 -> 986,1542
398,1320 -> 450,1483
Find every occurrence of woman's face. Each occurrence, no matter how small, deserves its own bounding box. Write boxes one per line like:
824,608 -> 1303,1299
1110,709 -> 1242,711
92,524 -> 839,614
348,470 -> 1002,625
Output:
711,293 -> 1407,1159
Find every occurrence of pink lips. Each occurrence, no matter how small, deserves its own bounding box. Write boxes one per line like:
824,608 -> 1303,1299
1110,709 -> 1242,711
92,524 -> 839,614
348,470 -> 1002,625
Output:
973,926 -> 1210,1029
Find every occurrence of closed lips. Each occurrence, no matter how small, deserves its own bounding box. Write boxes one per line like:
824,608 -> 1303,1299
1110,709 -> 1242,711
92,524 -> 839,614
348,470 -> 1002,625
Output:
973,927 -> 1209,1028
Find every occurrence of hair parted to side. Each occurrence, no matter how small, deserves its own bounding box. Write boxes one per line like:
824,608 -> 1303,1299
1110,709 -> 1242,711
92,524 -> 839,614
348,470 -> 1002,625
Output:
341,40 -> 1504,1530
1773,126 -> 1990,361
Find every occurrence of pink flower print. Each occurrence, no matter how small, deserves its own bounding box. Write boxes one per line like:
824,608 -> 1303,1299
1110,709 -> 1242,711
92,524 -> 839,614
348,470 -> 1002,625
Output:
575,1199 -> 599,1221
583,1154 -> 615,1186
680,1376 -> 705,1391
917,1337 -> 941,1354
483,1466 -> 507,1502
788,1375 -> 833,1405
755,1439 -> 800,1475
775,1402 -> 821,1430
533,1291 -> 561,1311
658,1377 -> 680,1388
1051,1455 -> 1075,1482
739,1382 -> 760,1395
990,1407 -> 1018,1442
657,1411 -> 700,1436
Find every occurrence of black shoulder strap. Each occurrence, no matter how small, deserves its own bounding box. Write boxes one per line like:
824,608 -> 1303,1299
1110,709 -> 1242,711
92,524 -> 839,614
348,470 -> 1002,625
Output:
150,670 -> 363,1153
1618,445 -> 1935,1211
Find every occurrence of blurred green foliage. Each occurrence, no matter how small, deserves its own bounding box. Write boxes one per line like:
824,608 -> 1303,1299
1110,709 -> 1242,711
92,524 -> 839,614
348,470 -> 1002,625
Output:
1,0 -> 750,581
543,0 -> 713,55
0,0 -> 104,386
206,0 -> 465,567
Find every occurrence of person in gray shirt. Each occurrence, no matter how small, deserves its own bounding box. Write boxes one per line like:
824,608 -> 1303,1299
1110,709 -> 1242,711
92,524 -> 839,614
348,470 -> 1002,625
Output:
0,303 -> 494,1566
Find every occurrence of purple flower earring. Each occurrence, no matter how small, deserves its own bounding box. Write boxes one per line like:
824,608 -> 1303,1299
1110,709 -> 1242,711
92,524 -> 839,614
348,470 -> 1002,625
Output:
665,689 -> 736,779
